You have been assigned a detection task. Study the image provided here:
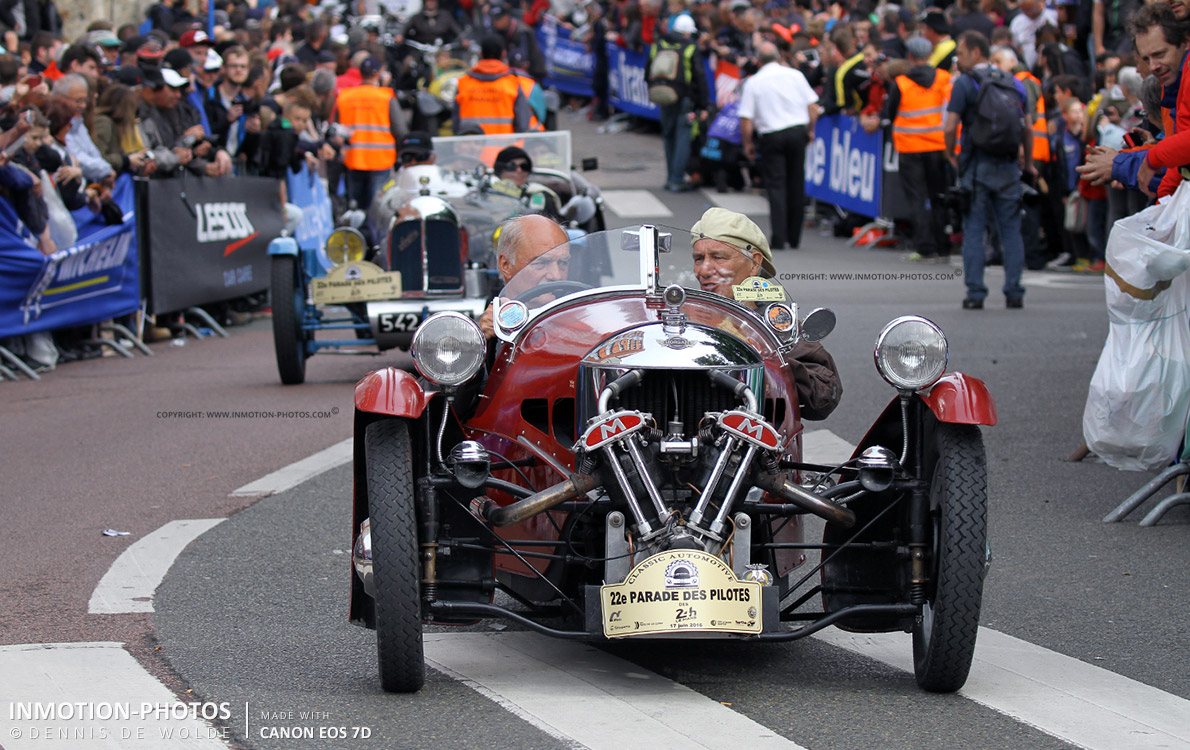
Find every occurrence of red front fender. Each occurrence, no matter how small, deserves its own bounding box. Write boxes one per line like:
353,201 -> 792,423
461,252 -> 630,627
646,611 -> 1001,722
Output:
354,366 -> 438,419
920,372 -> 997,426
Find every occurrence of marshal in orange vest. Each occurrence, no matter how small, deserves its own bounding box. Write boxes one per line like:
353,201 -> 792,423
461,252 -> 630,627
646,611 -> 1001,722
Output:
338,85 -> 398,171
1015,71 -> 1050,162
892,69 -> 951,154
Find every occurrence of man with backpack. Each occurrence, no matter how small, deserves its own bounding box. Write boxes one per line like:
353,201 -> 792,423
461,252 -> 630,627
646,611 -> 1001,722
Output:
646,14 -> 709,192
944,31 -> 1035,310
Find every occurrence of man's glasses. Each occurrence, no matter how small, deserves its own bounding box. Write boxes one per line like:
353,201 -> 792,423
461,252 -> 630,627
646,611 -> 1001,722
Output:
508,161 -> 530,171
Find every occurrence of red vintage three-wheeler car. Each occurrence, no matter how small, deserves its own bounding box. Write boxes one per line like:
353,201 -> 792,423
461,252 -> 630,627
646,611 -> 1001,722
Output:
347,225 -> 996,694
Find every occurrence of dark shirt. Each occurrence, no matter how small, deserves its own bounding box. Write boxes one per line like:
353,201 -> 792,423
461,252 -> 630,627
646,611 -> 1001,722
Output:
951,11 -> 995,40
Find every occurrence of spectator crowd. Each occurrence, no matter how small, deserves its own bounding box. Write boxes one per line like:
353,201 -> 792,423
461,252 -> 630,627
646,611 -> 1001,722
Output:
0,0 -> 1184,369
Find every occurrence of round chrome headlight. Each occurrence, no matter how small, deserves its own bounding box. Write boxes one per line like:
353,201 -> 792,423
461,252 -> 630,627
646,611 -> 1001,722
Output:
411,312 -> 485,387
874,316 -> 948,391
325,227 -> 367,265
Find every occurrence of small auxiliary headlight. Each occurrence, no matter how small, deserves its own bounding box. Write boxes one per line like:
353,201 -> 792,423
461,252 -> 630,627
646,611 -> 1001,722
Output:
411,312 -> 485,387
325,227 -> 367,265
874,315 -> 948,391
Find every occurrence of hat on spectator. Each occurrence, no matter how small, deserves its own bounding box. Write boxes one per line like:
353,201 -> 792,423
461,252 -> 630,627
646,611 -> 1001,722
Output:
905,36 -> 933,60
161,67 -> 190,88
164,47 -> 193,72
494,145 -> 532,173
140,66 -> 165,88
85,30 -> 123,48
110,65 -> 143,86
213,9 -> 230,26
399,130 -> 434,157
489,1 -> 510,18
180,29 -> 211,48
672,14 -> 697,34
360,56 -> 383,76
316,48 -> 337,64
730,0 -> 751,12
203,48 -> 223,71
691,207 -> 775,277
137,38 -> 166,61
919,8 -> 949,35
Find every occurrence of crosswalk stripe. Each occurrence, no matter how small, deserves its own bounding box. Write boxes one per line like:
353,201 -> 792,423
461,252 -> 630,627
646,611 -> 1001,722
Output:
229,438 -> 352,498
424,632 -> 806,750
599,190 -> 673,219
0,642 -> 232,749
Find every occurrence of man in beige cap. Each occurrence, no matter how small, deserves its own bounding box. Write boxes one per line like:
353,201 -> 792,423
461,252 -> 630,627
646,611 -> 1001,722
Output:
690,207 -> 842,420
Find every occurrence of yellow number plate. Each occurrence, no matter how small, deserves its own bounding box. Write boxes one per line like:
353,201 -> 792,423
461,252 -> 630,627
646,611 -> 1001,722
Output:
601,550 -> 762,638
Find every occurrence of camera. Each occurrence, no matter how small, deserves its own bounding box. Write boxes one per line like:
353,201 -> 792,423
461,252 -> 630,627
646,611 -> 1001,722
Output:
940,184 -> 971,216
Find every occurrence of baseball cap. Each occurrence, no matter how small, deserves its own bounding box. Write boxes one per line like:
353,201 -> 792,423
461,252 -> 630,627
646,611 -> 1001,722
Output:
919,8 -> 949,34
85,30 -> 123,48
161,67 -> 190,88
691,207 -> 775,277
730,0 -> 751,12
109,65 -> 143,86
399,130 -> 434,156
316,48 -> 337,64
203,48 -> 223,71
672,15 -> 697,34
180,29 -> 211,47
137,38 -> 166,61
359,56 -> 383,76
489,1 -> 510,18
905,36 -> 933,60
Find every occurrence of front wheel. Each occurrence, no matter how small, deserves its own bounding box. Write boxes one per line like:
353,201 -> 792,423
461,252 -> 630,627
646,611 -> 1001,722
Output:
366,419 -> 426,693
912,423 -> 988,692
271,256 -> 308,385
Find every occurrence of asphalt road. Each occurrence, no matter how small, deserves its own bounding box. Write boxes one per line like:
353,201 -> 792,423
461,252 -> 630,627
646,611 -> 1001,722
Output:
2,108 -> 1187,750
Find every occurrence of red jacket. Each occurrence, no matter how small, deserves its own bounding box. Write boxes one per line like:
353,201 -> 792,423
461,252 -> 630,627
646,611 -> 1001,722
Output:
1140,51 -> 1190,197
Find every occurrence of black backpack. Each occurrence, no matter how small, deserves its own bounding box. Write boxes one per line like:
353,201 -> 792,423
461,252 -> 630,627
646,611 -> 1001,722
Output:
968,68 -> 1025,157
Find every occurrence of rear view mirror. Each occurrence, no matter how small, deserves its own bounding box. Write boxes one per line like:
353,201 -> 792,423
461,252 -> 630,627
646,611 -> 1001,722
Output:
801,307 -> 836,342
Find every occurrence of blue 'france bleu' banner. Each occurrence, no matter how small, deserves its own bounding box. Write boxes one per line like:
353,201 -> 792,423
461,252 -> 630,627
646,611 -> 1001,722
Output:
803,114 -> 883,219
0,174 -> 139,338
607,43 -> 659,120
538,20 -> 595,98
286,164 -> 334,254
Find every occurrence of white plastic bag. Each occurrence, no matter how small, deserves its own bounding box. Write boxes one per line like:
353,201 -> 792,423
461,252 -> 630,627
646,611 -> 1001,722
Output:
1083,182 -> 1190,470
40,170 -> 78,251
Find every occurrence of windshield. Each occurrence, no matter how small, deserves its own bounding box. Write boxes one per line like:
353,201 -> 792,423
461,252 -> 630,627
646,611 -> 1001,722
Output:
432,131 -> 572,174
493,226 -> 793,334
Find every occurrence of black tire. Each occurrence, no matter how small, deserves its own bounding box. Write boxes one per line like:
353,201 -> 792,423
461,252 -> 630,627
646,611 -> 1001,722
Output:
913,423 -> 988,693
365,419 -> 426,693
271,256 -> 307,385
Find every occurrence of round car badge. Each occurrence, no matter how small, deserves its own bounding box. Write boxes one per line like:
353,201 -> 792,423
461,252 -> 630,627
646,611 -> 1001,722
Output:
765,303 -> 795,333
344,265 -> 363,281
497,300 -> 529,331
732,276 -> 785,303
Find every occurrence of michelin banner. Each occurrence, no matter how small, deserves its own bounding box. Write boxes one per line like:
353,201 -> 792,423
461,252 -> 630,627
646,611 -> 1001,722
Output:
804,114 -> 883,219
0,175 -> 139,339
141,175 -> 284,314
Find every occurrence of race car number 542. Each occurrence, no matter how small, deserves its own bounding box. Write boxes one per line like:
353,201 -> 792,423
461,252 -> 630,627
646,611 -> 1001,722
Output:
378,312 -> 421,333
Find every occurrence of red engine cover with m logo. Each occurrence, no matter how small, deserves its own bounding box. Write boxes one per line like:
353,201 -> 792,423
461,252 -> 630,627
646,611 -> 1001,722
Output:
580,411 -> 646,451
719,411 -> 780,450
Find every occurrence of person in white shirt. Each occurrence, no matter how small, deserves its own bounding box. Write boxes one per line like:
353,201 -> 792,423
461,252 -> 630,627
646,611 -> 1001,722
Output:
1010,0 -> 1058,69
737,42 -> 819,249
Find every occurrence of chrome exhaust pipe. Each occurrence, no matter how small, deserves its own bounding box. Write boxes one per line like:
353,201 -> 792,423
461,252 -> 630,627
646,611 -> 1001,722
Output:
753,471 -> 857,527
484,473 -> 600,527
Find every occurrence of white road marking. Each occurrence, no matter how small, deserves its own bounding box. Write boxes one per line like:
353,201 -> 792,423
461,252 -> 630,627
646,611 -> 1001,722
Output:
816,628 -> 1190,750
808,429 -> 1190,750
229,437 -> 352,498
424,632 -> 805,750
89,519 -> 225,614
699,189 -> 770,216
600,190 -> 673,219
1021,270 -> 1106,289
801,429 -> 856,465
0,642 -> 231,749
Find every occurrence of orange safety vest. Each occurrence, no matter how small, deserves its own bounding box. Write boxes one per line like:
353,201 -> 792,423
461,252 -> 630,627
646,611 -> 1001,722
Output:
892,69 -> 950,154
514,72 -> 546,132
455,60 -> 523,135
1015,71 -> 1050,162
338,85 -> 397,171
